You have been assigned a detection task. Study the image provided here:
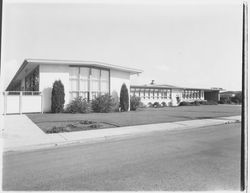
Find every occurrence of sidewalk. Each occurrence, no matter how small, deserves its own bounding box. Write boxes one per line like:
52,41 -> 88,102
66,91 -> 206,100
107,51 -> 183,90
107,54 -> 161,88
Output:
2,115 -> 241,152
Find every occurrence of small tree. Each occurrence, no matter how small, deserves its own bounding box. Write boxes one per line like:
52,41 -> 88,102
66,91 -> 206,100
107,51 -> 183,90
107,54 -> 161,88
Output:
51,80 -> 65,113
120,83 -> 129,111
130,96 -> 141,111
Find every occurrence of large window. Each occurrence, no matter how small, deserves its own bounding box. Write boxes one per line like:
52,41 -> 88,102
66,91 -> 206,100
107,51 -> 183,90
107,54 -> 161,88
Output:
91,68 -> 100,99
69,67 -> 109,101
25,67 -> 39,91
69,67 -> 80,99
101,70 -> 109,95
135,89 -> 140,97
79,67 -> 90,99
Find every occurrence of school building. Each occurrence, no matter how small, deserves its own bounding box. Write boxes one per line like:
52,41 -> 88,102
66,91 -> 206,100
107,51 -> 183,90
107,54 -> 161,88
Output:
2,59 -> 220,114
130,82 -> 220,106
3,59 -> 142,114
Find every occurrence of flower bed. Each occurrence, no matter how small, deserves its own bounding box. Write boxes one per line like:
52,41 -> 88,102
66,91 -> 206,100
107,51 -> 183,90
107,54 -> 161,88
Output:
45,120 -> 117,134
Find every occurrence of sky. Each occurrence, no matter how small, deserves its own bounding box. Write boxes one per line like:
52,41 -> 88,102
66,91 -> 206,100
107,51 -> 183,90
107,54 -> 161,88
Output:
1,0 -> 243,91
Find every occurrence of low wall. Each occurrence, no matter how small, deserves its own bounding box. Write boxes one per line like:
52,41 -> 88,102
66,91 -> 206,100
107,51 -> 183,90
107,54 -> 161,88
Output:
2,92 -> 43,115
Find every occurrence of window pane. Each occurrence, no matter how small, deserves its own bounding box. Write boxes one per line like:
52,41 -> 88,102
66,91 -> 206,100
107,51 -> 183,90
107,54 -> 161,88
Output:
80,67 -> 89,79
101,81 -> 109,92
91,92 -> 99,99
92,80 -> 99,91
101,70 -> 109,81
80,80 -> 88,91
70,92 -> 78,100
159,91 -> 162,98
92,68 -> 100,79
150,89 -> 154,98
79,92 -> 88,100
70,79 -> 78,91
70,67 -> 78,79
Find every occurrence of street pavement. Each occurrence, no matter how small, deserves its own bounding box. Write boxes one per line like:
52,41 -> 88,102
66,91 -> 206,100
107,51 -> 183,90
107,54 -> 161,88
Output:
3,123 -> 241,191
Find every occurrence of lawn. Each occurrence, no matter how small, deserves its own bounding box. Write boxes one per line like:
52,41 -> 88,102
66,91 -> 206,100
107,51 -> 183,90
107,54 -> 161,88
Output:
27,104 -> 241,133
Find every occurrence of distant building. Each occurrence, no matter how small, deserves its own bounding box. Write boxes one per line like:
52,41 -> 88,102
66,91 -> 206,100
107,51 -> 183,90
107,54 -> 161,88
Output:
130,82 -> 220,106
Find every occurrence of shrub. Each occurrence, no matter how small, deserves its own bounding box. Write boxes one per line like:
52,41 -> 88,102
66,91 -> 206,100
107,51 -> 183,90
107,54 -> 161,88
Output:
46,126 -> 70,134
193,100 -> 200,106
176,97 -> 181,104
65,96 -> 91,113
139,102 -> 146,108
219,96 -> 231,104
206,100 -> 218,105
89,123 -> 101,129
79,120 -> 95,124
179,100 -> 217,106
153,102 -> 161,108
199,100 -> 208,105
51,80 -> 65,113
231,92 -> 242,104
120,83 -> 129,111
231,98 -> 240,104
147,102 -> 153,107
161,101 -> 167,107
130,96 -> 141,111
92,94 -> 116,113
111,91 -> 120,112
179,101 -> 192,106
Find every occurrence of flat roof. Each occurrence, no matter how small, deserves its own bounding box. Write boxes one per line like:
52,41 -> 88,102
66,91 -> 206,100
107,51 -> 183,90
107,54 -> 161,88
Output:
131,84 -> 220,91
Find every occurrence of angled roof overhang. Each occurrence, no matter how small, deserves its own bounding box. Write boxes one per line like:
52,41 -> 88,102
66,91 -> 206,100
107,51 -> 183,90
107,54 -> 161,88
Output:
26,59 -> 143,75
6,59 -> 143,91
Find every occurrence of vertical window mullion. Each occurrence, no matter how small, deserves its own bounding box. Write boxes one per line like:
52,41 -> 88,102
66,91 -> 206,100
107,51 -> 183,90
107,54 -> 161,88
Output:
99,70 -> 102,95
78,67 -> 80,97
89,68 -> 91,101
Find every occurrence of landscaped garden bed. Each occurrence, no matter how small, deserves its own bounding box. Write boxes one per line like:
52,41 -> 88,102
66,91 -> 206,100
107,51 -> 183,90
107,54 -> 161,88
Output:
28,105 -> 241,134
29,80 -> 241,134
43,120 -> 117,134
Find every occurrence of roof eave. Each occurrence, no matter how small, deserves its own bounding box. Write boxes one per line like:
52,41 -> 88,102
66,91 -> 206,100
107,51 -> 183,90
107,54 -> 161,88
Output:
25,58 -> 143,74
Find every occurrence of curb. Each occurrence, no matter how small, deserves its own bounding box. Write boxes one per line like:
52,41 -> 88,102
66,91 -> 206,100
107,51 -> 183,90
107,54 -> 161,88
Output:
3,117 -> 241,153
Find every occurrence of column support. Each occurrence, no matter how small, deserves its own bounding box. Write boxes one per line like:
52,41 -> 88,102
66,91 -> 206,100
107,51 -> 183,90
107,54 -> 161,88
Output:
19,91 -> 22,114
4,92 -> 7,115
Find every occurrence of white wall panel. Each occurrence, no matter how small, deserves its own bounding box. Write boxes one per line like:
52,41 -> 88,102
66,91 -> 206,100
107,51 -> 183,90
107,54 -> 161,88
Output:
39,64 -> 70,112
6,96 -> 20,114
110,69 -> 130,109
22,95 -> 42,113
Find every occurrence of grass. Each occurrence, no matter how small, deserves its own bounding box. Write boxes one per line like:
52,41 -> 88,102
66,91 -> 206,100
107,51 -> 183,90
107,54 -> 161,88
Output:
27,104 -> 241,133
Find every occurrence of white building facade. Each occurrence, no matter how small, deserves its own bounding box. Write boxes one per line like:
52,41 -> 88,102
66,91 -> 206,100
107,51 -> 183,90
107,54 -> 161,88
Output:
4,59 -> 142,114
130,84 -> 219,106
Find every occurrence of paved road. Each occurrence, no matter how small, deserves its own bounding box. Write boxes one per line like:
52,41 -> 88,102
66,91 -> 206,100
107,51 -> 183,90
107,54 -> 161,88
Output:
3,123 -> 241,191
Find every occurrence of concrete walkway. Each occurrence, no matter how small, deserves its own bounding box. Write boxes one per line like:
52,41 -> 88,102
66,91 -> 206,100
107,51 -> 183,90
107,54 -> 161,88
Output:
2,114 -> 241,152
2,115 -> 65,151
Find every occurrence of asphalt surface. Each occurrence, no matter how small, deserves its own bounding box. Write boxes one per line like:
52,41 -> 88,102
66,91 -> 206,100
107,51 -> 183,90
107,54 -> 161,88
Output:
3,123 -> 241,191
